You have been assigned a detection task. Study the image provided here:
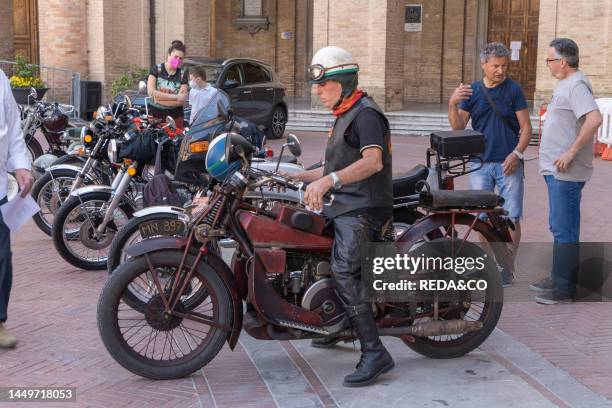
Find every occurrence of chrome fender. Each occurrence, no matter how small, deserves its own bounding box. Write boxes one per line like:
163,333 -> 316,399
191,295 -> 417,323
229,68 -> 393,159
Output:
46,164 -> 86,175
69,184 -> 113,198
132,205 -> 186,219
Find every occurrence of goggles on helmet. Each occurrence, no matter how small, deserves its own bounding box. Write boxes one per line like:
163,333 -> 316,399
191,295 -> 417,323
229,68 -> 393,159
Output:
308,63 -> 359,82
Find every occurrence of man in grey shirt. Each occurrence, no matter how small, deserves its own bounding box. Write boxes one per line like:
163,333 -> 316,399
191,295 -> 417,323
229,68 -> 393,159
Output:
531,38 -> 602,304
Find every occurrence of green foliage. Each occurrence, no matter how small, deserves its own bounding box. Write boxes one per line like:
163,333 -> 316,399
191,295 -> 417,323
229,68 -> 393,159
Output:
9,55 -> 45,88
111,66 -> 149,96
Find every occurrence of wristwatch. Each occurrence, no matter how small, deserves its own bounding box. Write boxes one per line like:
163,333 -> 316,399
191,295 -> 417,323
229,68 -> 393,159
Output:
329,172 -> 342,190
512,149 -> 524,160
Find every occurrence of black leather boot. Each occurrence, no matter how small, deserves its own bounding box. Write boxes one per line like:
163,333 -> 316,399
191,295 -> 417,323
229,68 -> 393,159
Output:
343,304 -> 394,387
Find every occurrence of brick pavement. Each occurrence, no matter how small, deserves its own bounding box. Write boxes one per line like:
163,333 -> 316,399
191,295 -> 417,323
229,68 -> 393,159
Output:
0,132 -> 611,407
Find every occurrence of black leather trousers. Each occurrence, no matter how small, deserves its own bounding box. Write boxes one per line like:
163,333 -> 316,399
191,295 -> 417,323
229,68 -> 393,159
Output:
331,214 -> 387,307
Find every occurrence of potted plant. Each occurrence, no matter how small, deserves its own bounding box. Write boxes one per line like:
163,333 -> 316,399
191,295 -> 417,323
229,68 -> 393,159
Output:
9,55 -> 48,104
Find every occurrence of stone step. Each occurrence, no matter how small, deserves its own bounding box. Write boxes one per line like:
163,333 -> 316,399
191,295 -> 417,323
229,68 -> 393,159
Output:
287,109 -> 542,137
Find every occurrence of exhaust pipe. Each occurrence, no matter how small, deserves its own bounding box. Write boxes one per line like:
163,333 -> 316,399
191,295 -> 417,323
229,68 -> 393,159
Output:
377,319 -> 483,337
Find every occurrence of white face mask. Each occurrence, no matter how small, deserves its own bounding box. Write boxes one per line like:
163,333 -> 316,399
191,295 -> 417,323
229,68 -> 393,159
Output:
189,80 -> 200,89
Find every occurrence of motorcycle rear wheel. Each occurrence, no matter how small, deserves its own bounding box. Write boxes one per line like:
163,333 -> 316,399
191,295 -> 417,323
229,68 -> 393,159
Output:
394,234 -> 504,359
97,250 -> 232,379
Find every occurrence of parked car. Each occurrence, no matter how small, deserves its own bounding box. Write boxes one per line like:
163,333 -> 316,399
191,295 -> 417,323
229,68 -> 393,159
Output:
123,57 -> 289,139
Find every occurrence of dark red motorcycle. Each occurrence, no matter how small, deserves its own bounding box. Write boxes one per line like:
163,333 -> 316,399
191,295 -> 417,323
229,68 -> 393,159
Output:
97,132 -> 514,380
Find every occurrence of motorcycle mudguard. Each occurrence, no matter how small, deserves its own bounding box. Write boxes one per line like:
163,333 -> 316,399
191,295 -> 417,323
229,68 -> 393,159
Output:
46,163 -> 86,174
132,205 -> 185,219
125,237 -> 244,350
395,212 -> 513,272
68,184 -> 112,198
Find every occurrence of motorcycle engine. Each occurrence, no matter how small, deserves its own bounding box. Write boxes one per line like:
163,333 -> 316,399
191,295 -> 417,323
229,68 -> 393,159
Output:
269,251 -> 347,333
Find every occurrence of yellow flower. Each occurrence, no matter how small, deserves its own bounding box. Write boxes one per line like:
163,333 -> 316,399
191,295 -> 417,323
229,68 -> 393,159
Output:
9,75 -> 44,88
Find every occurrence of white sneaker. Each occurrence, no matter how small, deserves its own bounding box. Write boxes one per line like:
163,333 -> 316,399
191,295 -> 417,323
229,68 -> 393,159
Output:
0,323 -> 17,348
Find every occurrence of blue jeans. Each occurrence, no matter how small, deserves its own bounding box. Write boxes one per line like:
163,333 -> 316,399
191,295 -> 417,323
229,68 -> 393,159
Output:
0,196 -> 11,322
469,161 -> 524,221
544,175 -> 585,296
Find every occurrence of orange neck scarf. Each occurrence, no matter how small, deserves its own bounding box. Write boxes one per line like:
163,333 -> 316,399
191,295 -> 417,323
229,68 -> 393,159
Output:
332,90 -> 365,117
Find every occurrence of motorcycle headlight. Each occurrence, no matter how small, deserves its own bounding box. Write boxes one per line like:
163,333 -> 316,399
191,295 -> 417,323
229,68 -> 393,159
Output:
80,127 -> 96,149
107,139 -> 118,164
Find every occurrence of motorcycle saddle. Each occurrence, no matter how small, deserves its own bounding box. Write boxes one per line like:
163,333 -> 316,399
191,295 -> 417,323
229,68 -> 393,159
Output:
419,190 -> 504,210
392,164 -> 429,197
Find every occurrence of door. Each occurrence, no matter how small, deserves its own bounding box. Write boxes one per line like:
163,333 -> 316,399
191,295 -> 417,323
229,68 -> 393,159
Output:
488,0 -> 539,100
13,0 -> 40,64
242,62 -> 274,125
220,64 -> 252,119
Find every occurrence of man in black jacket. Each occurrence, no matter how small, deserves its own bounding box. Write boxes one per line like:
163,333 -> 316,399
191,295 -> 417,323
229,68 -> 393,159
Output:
290,46 -> 394,387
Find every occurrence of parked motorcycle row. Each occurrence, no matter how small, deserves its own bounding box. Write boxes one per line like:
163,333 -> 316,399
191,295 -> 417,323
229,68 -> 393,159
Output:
22,87 -> 515,380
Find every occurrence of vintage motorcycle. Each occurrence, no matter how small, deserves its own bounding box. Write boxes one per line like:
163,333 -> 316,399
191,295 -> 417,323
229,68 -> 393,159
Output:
103,98 -> 308,273
97,132 -> 513,380
20,87 -> 85,162
51,115 -> 184,270
31,98 -> 141,235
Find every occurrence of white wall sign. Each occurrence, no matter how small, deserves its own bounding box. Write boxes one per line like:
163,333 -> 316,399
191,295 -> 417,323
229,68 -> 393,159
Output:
243,0 -> 263,17
405,5 -> 422,32
510,41 -> 521,61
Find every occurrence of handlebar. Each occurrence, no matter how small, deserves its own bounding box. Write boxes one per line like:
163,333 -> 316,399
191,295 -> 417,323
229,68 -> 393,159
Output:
248,168 -> 334,206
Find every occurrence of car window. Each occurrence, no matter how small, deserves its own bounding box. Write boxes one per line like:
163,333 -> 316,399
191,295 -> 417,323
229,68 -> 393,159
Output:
223,65 -> 243,85
243,63 -> 271,84
199,65 -> 222,83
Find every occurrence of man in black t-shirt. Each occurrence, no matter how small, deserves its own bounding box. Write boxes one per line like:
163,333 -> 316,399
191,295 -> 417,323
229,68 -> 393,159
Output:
290,46 -> 394,388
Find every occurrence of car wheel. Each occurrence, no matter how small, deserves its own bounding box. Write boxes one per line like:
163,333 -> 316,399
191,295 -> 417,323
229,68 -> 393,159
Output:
267,105 -> 287,140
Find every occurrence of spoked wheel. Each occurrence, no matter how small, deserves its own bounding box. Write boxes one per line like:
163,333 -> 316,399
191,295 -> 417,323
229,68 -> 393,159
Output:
52,191 -> 133,270
97,250 -> 232,379
391,226 -> 505,359
31,168 -> 87,236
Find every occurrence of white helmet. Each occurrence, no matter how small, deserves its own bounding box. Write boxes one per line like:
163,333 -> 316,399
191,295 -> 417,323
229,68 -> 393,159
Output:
309,46 -> 359,84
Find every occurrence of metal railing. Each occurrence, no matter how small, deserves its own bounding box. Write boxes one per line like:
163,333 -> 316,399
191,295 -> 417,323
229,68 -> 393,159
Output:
0,60 -> 81,116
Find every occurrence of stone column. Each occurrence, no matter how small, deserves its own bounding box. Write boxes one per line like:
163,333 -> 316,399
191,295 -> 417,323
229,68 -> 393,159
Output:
38,0 -> 88,77
311,0 -> 404,111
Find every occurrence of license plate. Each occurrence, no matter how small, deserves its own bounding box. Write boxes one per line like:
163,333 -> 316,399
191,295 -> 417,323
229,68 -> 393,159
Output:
138,219 -> 187,239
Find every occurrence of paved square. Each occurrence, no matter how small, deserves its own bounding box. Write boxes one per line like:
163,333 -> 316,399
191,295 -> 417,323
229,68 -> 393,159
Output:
2,132 -> 612,407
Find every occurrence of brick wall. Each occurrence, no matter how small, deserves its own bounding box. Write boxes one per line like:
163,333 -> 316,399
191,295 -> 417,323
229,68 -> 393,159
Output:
213,0 -> 307,98
0,0 -> 13,61
535,0 -> 612,107
38,0 -> 88,103
184,0 -> 212,58
385,0 -> 405,111
103,0 -> 149,100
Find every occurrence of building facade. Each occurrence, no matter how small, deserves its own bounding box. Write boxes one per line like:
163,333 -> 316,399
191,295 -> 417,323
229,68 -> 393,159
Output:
1,0 -> 609,110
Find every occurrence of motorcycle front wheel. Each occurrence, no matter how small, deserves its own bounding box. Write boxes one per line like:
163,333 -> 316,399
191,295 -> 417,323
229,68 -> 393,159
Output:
31,168 -> 93,236
97,250 -> 232,379
52,191 -> 134,270
106,212 -> 211,311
